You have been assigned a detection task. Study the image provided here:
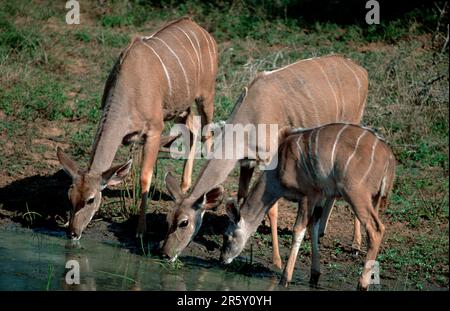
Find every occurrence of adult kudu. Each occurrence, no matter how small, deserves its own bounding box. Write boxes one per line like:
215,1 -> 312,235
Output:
162,55 -> 369,266
57,17 -> 218,240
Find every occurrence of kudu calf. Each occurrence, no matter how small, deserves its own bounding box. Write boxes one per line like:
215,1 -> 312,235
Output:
57,17 -> 218,239
221,124 -> 396,290
162,55 -> 368,265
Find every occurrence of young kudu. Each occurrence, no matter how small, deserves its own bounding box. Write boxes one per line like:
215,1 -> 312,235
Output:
162,55 -> 369,266
221,124 -> 396,290
57,17 -> 218,239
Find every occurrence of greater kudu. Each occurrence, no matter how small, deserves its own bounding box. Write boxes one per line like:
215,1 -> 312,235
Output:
162,55 -> 369,266
57,17 -> 218,239
221,124 -> 396,290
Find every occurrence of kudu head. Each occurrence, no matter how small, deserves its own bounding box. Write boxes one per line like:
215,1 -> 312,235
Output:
56,147 -> 132,240
161,172 -> 224,261
220,199 -> 249,264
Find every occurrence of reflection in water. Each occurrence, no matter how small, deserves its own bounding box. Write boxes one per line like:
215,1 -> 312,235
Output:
0,228 -> 286,291
61,241 -> 96,291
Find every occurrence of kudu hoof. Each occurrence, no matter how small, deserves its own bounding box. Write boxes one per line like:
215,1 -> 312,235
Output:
279,276 -> 290,288
351,244 -> 362,257
136,223 -> 146,238
273,258 -> 283,271
357,282 -> 369,291
309,271 -> 321,288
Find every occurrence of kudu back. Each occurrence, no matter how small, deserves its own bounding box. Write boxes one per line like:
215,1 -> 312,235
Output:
221,123 -> 396,290
57,17 -> 218,239
162,55 -> 368,263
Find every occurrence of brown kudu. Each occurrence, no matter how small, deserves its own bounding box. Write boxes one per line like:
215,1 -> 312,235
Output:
57,17 -> 218,240
221,124 -> 396,290
162,55 -> 369,267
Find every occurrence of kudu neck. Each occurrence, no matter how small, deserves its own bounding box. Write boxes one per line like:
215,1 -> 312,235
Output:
240,171 -> 281,233
89,96 -> 130,173
189,158 -> 238,201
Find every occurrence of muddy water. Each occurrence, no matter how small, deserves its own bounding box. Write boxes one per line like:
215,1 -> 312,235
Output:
0,226 -> 311,291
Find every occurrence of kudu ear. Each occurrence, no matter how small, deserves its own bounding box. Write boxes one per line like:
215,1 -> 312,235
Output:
199,186 -> 224,210
56,147 -> 79,179
225,198 -> 240,223
165,172 -> 182,201
101,159 -> 132,189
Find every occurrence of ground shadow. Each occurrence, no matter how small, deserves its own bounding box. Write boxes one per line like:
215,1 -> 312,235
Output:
0,170 -> 71,229
109,209 -> 231,256
0,170 -> 172,235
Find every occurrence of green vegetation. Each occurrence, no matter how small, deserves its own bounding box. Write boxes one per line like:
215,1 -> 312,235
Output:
0,0 -> 448,290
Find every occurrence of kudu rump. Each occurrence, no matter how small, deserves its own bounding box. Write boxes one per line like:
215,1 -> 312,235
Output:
57,18 -> 218,239
162,55 -> 369,266
221,124 -> 396,290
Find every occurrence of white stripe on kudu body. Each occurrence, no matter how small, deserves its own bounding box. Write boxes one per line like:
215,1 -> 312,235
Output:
359,137 -> 379,184
333,65 -> 345,120
313,60 -> 339,121
175,26 -> 201,83
188,30 -> 203,74
165,29 -> 198,87
286,68 -> 321,125
342,60 -> 361,106
141,40 -> 173,96
315,127 -> 326,176
199,28 -> 215,75
152,36 -> 190,98
330,124 -> 349,170
343,130 -> 368,178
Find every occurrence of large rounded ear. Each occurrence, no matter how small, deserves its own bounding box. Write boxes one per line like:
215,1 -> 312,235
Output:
225,198 -> 240,223
56,147 -> 80,179
198,186 -> 224,210
165,172 -> 182,201
101,159 -> 132,189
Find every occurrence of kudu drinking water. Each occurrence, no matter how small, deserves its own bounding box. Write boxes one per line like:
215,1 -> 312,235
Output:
57,17 -> 218,239
221,124 -> 396,290
162,55 -> 369,266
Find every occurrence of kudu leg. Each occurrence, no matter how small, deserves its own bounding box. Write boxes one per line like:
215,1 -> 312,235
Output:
345,193 -> 385,290
180,111 -> 200,194
352,218 -> 362,252
196,94 -> 214,155
309,205 -> 322,287
280,196 -> 318,287
136,129 -> 162,238
268,202 -> 282,270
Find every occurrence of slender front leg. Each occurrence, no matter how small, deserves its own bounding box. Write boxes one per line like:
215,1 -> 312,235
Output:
268,202 -> 282,270
309,205 -> 322,287
352,218 -> 362,252
196,93 -> 214,156
180,110 -> 200,194
136,128 -> 162,238
280,195 -> 320,287
280,197 -> 310,287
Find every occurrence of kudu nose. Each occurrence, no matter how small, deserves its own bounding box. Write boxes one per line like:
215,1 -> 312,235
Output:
68,231 -> 79,240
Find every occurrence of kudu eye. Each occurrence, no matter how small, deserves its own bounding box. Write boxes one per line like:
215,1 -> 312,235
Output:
86,197 -> 95,205
178,219 -> 189,228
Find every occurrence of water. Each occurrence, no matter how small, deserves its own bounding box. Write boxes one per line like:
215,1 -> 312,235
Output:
0,226 -> 296,291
